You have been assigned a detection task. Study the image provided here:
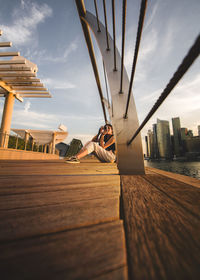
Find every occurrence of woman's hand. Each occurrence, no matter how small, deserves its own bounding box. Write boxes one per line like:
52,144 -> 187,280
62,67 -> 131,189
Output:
99,126 -> 105,134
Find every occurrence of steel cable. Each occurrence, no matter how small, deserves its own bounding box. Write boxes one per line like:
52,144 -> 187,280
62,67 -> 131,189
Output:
119,0 -> 127,93
103,0 -> 110,50
124,0 -> 147,118
103,60 -> 110,108
94,0 -> 101,32
112,0 -> 117,71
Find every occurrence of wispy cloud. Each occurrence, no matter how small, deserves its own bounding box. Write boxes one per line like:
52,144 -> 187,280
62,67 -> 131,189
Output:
25,39 -> 78,64
166,73 -> 200,112
1,1 -> 52,45
40,40 -> 78,63
63,41 -> 78,59
11,103 -> 102,130
12,107 -> 58,130
24,101 -> 31,112
138,73 -> 200,112
124,28 -> 158,82
143,2 -> 159,32
42,78 -> 76,90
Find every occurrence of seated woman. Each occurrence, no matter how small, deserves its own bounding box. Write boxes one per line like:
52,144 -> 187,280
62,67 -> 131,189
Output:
65,124 -> 116,163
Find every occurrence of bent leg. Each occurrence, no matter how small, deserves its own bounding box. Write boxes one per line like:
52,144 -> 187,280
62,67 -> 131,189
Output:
76,141 -> 96,159
76,141 -> 116,163
94,146 -> 116,163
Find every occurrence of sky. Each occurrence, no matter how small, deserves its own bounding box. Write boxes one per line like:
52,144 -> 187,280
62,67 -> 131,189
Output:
0,0 -> 200,150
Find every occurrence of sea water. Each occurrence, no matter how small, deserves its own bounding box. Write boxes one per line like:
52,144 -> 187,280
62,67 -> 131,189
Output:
145,160 -> 200,180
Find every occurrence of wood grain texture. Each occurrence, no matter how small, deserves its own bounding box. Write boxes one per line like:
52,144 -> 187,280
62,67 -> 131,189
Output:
121,175 -> 200,280
143,173 -> 200,219
0,196 -> 120,242
0,159 -> 128,279
0,184 -> 120,210
0,174 -> 120,194
146,166 -> 200,188
0,221 -> 127,280
94,266 -> 128,280
0,159 -> 119,175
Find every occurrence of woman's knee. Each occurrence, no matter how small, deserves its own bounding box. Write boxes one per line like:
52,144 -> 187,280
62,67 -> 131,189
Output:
85,141 -> 97,154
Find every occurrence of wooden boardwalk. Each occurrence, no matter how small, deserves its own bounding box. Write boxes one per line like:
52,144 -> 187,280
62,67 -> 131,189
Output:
0,159 -> 200,279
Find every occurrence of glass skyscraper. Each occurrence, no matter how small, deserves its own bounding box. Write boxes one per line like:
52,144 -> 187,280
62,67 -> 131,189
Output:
156,119 -> 172,159
172,117 -> 181,156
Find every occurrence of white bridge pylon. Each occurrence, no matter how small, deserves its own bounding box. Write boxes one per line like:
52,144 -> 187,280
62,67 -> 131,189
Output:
76,0 -> 145,174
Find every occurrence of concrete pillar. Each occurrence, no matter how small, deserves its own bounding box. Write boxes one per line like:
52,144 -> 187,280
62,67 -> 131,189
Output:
15,135 -> 19,149
24,132 -> 29,150
44,144 -> 47,153
49,143 -> 52,154
52,133 -> 56,154
31,139 -> 34,151
0,92 -> 15,148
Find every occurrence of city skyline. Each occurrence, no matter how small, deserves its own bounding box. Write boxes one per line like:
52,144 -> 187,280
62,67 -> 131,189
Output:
0,0 -> 200,148
145,116 -> 200,159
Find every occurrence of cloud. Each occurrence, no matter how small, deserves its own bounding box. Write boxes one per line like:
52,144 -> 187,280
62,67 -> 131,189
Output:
41,78 -> 76,90
139,88 -> 161,103
139,29 -> 158,62
24,101 -> 31,112
12,108 -> 59,130
40,40 -> 78,63
143,2 -> 159,31
11,102 -> 103,131
27,39 -> 78,64
124,28 -> 158,82
1,1 -> 52,45
63,41 -> 78,59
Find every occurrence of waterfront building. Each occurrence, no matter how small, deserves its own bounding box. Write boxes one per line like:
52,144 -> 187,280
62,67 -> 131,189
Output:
147,129 -> 154,158
145,136 -> 149,158
184,136 -> 200,153
156,119 -> 172,159
153,124 -> 159,158
188,130 -> 193,137
145,119 -> 199,160
172,117 -> 182,157
180,128 -> 188,140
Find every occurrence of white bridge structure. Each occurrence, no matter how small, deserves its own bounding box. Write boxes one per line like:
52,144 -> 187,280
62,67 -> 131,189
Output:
76,0 -> 146,175
76,0 -> 200,175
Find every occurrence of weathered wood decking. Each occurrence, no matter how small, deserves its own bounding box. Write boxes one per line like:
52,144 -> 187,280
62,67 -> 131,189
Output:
0,159 -> 200,279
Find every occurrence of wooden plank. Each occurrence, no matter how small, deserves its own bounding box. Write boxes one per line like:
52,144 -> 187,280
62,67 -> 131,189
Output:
0,174 -> 120,195
143,174 -> 200,218
0,221 -> 127,280
94,266 -> 128,280
146,166 -> 200,188
0,184 -> 120,210
0,196 -> 120,242
121,175 -> 200,280
0,161 -> 119,175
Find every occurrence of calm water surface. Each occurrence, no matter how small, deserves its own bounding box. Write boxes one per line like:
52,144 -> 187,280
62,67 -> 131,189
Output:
145,160 -> 200,180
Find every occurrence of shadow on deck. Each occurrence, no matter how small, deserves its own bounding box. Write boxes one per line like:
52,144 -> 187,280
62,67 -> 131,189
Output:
0,159 -> 199,279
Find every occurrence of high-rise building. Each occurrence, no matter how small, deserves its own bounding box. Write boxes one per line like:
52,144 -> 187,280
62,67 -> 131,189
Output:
152,124 -> 159,158
180,128 -> 188,140
172,117 -> 181,157
156,119 -> 172,159
145,136 -> 149,157
147,129 -> 154,158
198,125 -> 200,136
